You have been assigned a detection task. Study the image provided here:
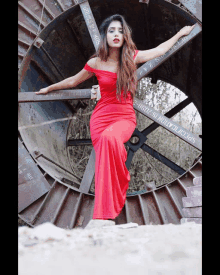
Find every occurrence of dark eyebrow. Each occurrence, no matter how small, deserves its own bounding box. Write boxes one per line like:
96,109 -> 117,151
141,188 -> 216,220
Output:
108,27 -> 123,30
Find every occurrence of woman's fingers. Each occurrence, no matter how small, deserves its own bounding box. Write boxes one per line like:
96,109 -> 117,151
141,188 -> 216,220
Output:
35,88 -> 49,94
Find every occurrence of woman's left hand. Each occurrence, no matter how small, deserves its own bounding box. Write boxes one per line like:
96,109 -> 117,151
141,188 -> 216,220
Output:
178,24 -> 196,37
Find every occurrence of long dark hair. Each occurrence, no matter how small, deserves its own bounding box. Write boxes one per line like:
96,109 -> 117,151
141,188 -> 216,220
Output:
89,14 -> 138,102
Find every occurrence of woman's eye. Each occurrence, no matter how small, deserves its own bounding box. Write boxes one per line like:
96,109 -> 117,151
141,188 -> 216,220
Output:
109,30 -> 123,33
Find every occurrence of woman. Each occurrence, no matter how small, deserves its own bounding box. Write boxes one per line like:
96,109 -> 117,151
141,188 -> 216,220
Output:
35,14 -> 194,222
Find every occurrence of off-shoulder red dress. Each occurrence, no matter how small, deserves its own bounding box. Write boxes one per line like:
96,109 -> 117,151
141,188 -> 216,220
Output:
83,50 -> 139,219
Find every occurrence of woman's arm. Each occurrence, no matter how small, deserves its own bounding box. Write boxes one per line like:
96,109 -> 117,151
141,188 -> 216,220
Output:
35,60 -> 96,94
135,24 -> 195,64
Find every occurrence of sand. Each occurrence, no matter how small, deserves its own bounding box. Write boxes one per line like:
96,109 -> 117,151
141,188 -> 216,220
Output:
18,221 -> 202,275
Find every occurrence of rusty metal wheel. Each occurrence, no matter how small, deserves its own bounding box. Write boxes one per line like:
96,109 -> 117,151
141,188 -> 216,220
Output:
18,0 -> 202,228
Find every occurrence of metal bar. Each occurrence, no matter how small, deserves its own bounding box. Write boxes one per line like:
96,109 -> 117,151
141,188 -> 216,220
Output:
126,128 -> 147,153
141,0 -> 157,83
178,0 -> 202,23
78,1 -> 101,51
138,194 -> 148,225
18,20 -> 37,37
56,0 -> 66,11
68,139 -> 92,146
125,149 -> 135,169
133,97 -> 202,151
18,53 -> 25,58
165,185 -> 184,217
18,38 -> 31,48
18,2 -> 46,28
35,153 -> 82,182
18,116 -> 77,131
141,143 -> 186,174
30,180 -> 57,224
69,192 -> 83,228
152,191 -> 168,224
18,89 -> 91,103
18,214 -> 35,228
177,178 -> 187,193
137,23 -> 202,81
51,187 -> 70,224
37,0 -> 56,19
189,170 -> 196,178
124,200 -> 132,223
141,97 -> 192,136
79,148 -> 95,193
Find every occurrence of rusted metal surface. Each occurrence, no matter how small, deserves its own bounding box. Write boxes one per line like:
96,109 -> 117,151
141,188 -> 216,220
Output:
18,1 -> 46,29
79,148 -> 95,194
78,0 -> 101,51
18,89 -> 91,102
18,139 -> 51,212
18,157 -> 202,228
37,0 -> 56,20
179,0 -> 202,22
18,0 -> 202,228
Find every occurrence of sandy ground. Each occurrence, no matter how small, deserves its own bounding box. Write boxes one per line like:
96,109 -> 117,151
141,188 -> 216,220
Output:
18,221 -> 202,275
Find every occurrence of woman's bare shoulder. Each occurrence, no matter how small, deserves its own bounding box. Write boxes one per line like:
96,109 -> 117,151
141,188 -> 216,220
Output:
87,57 -> 99,69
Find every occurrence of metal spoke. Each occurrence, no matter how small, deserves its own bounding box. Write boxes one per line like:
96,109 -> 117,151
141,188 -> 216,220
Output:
137,23 -> 202,81
141,143 -> 185,175
67,138 -> 92,146
125,149 -> 135,170
79,148 -> 96,193
141,97 -> 192,136
18,89 -> 91,103
77,0 -> 101,51
133,97 -> 202,151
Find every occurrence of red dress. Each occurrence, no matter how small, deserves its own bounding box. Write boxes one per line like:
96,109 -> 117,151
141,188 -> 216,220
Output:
83,50 -> 139,219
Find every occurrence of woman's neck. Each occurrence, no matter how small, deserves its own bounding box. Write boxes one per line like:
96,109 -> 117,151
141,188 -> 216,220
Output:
107,47 -> 120,63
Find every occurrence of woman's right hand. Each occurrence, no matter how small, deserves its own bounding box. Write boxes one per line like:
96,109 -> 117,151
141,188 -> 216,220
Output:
35,87 -> 50,95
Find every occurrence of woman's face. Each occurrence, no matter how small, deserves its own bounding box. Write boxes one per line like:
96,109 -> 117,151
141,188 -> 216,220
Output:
106,20 -> 124,48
